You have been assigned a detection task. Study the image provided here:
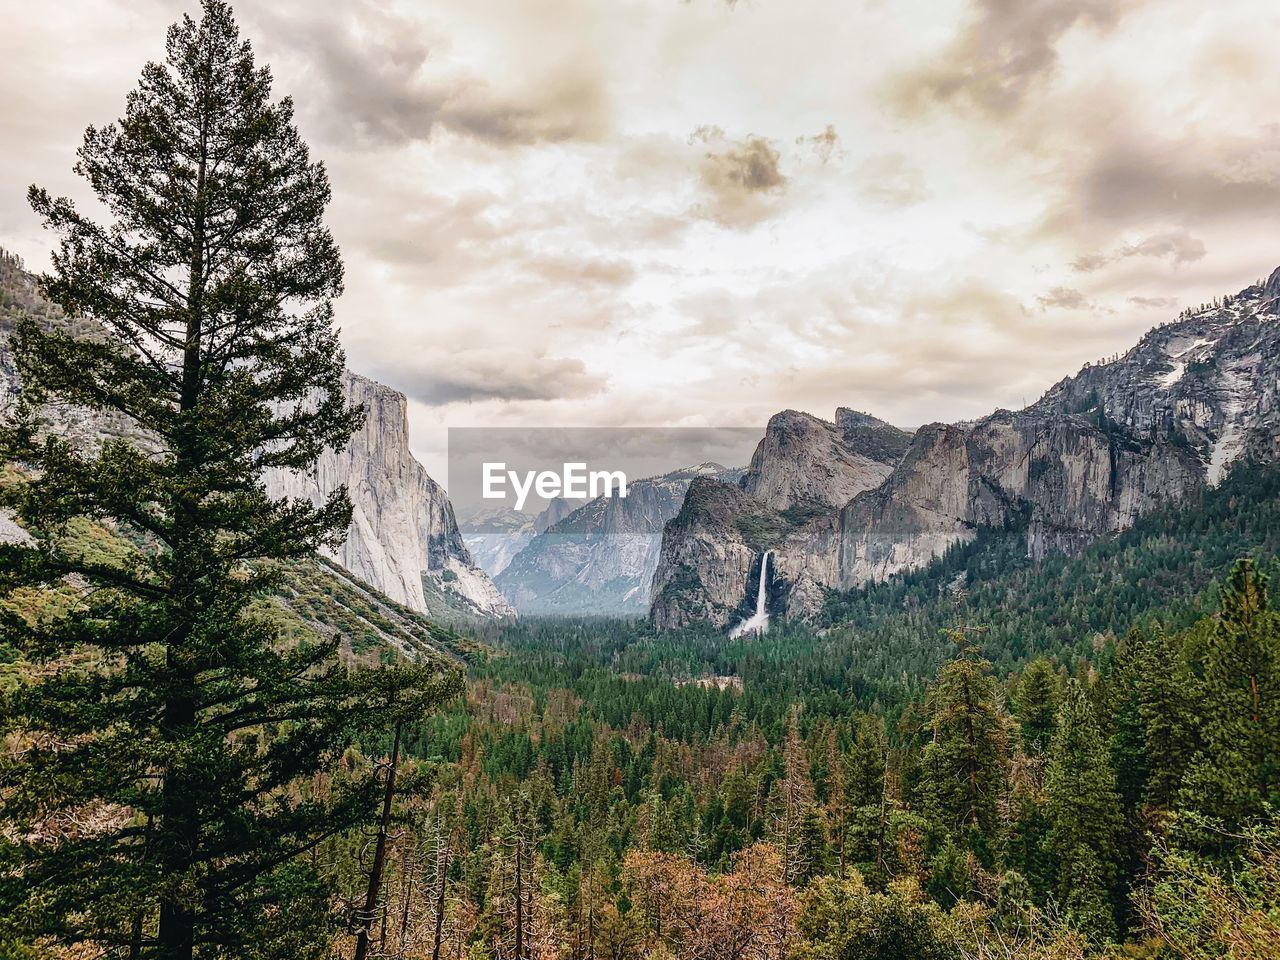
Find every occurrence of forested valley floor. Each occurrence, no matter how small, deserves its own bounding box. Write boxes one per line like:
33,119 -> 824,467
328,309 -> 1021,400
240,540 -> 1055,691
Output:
312,462 -> 1280,959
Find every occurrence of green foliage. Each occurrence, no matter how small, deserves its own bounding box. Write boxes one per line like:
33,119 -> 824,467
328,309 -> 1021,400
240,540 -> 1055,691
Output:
1044,679 -> 1123,942
794,875 -> 961,960
1178,560 -> 1280,841
918,636 -> 1009,843
734,509 -> 793,551
1140,817 -> 1280,959
1015,658 -> 1060,756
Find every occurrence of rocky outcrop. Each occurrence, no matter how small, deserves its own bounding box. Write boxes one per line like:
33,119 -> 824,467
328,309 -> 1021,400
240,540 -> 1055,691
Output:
835,410 -> 1204,588
497,463 -> 743,615
743,409 -> 911,511
264,371 -> 513,620
651,270 -> 1280,630
650,412 -> 910,630
649,477 -> 765,630
1034,270 -> 1280,481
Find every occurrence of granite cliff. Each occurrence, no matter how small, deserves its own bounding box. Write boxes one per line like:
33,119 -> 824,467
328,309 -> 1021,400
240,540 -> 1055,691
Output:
263,371 -> 513,621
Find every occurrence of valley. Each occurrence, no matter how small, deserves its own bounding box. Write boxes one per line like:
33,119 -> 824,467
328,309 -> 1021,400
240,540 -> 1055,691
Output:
3,2 -> 1279,953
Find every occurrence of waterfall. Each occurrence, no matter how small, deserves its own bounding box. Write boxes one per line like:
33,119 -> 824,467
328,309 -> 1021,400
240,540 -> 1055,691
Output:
730,550 -> 772,637
753,550 -> 770,619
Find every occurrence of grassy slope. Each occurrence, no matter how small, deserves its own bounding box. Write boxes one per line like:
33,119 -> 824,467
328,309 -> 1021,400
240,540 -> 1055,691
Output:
0,505 -> 475,689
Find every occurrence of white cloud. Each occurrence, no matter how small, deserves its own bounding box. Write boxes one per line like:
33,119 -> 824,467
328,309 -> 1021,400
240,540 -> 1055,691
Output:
4,0 -> 1280,482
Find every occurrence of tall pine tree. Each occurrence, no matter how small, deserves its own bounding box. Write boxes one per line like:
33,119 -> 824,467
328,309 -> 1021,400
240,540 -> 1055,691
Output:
918,629 -> 1009,848
1178,559 -> 1280,839
1014,657 -> 1059,757
1137,624 -> 1202,811
1044,678 -> 1123,942
0,4 -> 459,957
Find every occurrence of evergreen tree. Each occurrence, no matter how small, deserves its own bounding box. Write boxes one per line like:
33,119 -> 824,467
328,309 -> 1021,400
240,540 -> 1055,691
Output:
793,875 -> 961,960
771,718 -> 817,884
1179,559 -> 1280,836
838,716 -> 885,872
918,630 -> 1009,847
1106,631 -> 1149,813
0,4 -> 459,957
1105,630 -> 1152,933
1014,657 -> 1059,756
1137,625 -> 1202,810
1044,679 -> 1123,941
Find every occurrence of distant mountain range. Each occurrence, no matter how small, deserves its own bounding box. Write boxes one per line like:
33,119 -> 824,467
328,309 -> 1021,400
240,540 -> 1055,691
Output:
10,245 -> 1279,633
461,499 -> 575,578
488,463 -> 744,615
652,269 -> 1280,631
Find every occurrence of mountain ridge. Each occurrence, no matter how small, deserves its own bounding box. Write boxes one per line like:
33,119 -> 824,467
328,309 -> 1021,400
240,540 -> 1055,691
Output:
494,462 -> 745,615
651,268 -> 1280,631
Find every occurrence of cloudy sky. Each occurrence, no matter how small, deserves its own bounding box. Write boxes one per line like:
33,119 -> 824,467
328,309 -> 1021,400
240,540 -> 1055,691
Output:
3,0 -> 1279,481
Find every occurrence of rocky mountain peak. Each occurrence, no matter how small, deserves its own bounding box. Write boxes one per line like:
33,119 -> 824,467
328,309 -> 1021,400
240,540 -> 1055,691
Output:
1034,271 -> 1280,485
742,408 -> 911,512
1262,264 -> 1280,299
835,408 -> 893,432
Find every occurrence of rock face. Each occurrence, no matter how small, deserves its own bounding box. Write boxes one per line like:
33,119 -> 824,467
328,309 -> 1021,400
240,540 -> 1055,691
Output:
650,413 -> 910,630
651,270 -> 1280,630
649,478 -> 766,629
264,371 -> 513,620
496,463 -> 743,615
743,409 -> 912,511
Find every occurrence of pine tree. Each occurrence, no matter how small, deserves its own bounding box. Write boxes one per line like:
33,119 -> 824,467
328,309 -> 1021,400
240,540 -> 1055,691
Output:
1014,658 -> 1059,756
918,629 -> 1009,847
1105,630 -> 1152,933
1137,625 -> 1202,810
485,792 -> 542,960
842,715 -> 888,876
1044,679 -> 1123,942
0,4 -> 460,956
770,717 -> 817,884
1107,631 -> 1149,813
1179,559 -> 1280,836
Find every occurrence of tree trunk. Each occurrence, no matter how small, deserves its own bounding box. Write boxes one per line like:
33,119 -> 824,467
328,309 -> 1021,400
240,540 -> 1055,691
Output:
430,829 -> 450,960
157,73 -> 210,960
157,692 -> 198,960
396,840 -> 416,959
355,722 -> 402,960
514,841 -> 524,960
